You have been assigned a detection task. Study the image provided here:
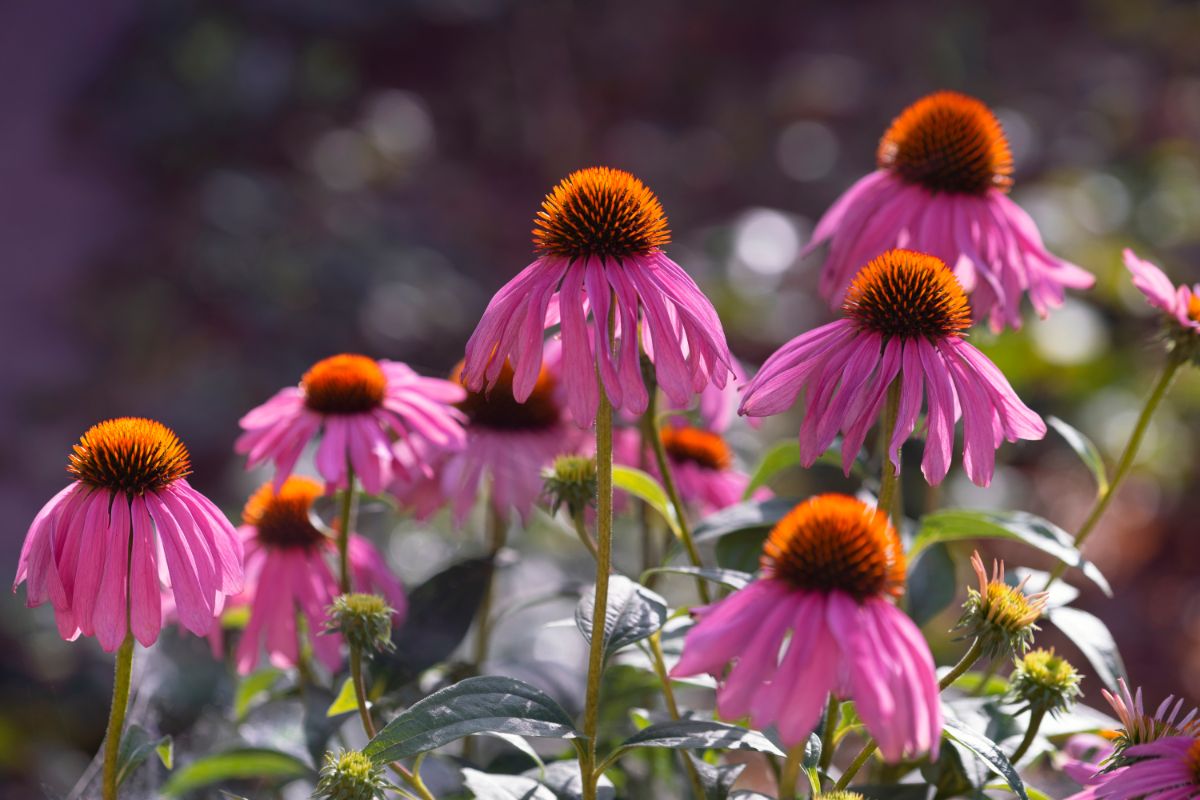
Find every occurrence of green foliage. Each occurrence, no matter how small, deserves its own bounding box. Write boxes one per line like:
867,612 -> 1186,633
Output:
612,466 -> 682,538
575,575 -> 668,661
161,748 -> 312,797
115,724 -> 173,788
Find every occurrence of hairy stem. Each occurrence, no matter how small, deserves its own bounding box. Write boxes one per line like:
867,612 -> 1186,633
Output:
1009,706 -> 1045,764
351,645 -> 436,800
877,379 -> 903,523
101,633 -> 135,800
819,694 -> 839,772
571,509 -> 601,562
647,633 -> 707,800
338,461 -> 358,594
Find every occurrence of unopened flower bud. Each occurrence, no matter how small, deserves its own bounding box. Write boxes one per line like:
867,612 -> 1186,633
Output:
313,750 -> 388,800
956,552 -> 1048,659
1008,648 -> 1082,717
542,454 -> 598,517
327,593 -> 394,655
816,793 -> 866,800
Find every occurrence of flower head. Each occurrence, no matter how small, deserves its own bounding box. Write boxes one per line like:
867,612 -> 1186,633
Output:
1103,678 -> 1200,759
807,91 -> 1093,331
236,354 -> 466,495
815,794 -> 866,800
462,166 -> 733,426
672,494 -> 941,762
15,418 -> 244,651
741,250 -> 1046,487
1008,648 -> 1083,717
1065,736 -> 1200,800
328,593 -> 395,655
234,477 -> 406,674
315,749 -> 389,800
543,455 -> 598,517
1125,248 -> 1200,362
958,552 -> 1048,659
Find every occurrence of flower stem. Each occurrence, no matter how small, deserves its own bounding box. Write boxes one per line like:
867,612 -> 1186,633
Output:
834,638 -> 985,790
338,461 -> 358,594
1044,354 -> 1182,590
778,740 -> 809,800
1009,706 -> 1045,764
571,509 -> 601,562
581,390 -> 615,800
101,633 -> 135,800
877,379 -> 903,523
642,403 -> 711,605
819,694 -> 839,771
647,633 -> 707,800
472,503 -> 508,671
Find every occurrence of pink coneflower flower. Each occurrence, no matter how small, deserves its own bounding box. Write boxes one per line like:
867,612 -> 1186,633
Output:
1104,679 -> 1200,755
740,249 -> 1045,487
14,418 -> 243,650
808,91 -> 1093,331
1065,736 -> 1200,800
1125,249 -> 1200,336
236,354 -> 466,495
235,477 -> 406,674
461,167 -> 734,426
616,425 -> 760,514
394,345 -> 587,523
671,494 -> 941,761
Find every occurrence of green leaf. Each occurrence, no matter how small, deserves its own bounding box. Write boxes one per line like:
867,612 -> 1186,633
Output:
715,528 -> 770,573
364,676 -> 580,764
115,725 -> 172,788
326,677 -> 360,717
234,667 -> 282,722
906,543 -> 958,627
639,565 -> 754,591
531,761 -> 615,800
688,754 -> 747,800
614,719 -> 784,757
742,440 -> 800,499
613,466 -> 681,538
1047,416 -> 1109,497
161,749 -> 311,796
462,768 -> 557,800
943,718 -> 1029,800
576,575 -> 668,660
912,509 -> 1111,596
693,498 -> 797,545
1046,605 -> 1127,693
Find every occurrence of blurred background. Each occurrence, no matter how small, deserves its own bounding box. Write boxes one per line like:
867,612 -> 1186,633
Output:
5,0 -> 1200,795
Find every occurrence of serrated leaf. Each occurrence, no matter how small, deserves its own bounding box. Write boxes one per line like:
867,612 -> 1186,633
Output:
234,667 -> 282,722
907,543 -> 958,627
912,509 -> 1111,595
462,768 -> 557,800
326,676 -> 360,717
943,718 -> 1028,800
364,676 -> 580,764
1047,605 -> 1127,693
161,749 -> 311,796
115,725 -> 172,788
613,466 -> 682,539
615,719 -> 784,757
639,565 -> 754,590
742,440 -> 800,499
1048,416 -> 1109,497
575,575 -> 668,660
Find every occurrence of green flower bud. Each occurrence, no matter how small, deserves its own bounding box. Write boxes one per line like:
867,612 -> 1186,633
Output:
1008,647 -> 1083,717
327,593 -> 394,655
816,793 -> 866,800
542,454 -> 598,517
956,552 -> 1048,659
313,750 -> 388,800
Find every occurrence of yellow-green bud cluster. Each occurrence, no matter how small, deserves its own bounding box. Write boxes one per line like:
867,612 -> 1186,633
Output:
816,793 -> 866,800
314,750 -> 388,800
956,553 -> 1048,659
327,593 -> 395,655
1008,648 -> 1082,717
542,454 -> 598,517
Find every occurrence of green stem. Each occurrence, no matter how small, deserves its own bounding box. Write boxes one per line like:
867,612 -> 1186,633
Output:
1009,706 -> 1045,764
779,741 -> 809,800
642,406 -> 711,605
877,380 -> 903,523
338,461 -> 358,595
835,638 -> 985,791
101,633 -> 135,800
819,694 -> 839,772
472,504 -> 507,671
581,391 -> 615,800
571,509 -> 602,562
647,633 -> 707,800
1045,354 -> 1182,590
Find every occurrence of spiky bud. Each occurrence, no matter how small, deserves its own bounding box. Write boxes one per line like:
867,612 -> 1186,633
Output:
542,454 -> 598,517
327,593 -> 394,655
1008,648 -> 1083,717
313,750 -> 388,800
956,552 -> 1048,659
815,793 -> 866,800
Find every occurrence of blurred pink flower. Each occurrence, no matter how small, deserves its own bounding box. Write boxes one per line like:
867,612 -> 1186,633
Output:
15,418 -> 243,651
461,167 -> 733,427
740,249 -> 1045,487
672,494 -> 940,761
1125,248 -> 1200,333
236,354 -> 466,495
808,91 -> 1093,331
1065,736 -> 1200,800
234,477 -> 406,674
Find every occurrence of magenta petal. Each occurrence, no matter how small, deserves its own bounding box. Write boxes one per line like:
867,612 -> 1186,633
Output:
129,496 -> 163,646
94,496 -> 131,651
